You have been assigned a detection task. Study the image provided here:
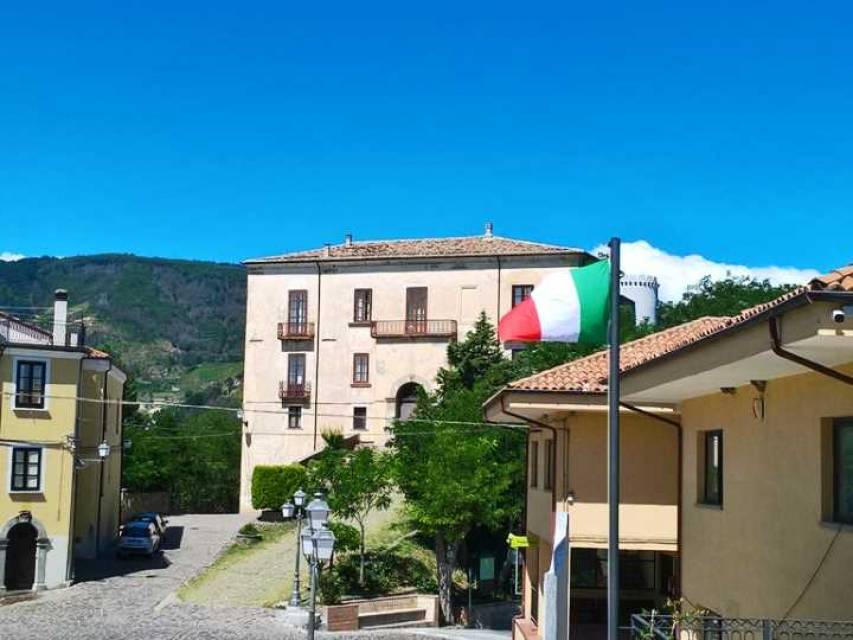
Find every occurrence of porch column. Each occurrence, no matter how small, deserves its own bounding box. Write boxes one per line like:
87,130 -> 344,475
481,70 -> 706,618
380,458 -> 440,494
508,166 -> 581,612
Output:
0,539 -> 7,594
34,538 -> 50,590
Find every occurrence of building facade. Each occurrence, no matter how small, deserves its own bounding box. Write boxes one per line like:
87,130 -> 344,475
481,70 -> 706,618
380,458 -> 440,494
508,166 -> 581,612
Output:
621,265 -> 853,621
0,290 -> 126,591
484,319 -> 731,638
239,227 -> 594,511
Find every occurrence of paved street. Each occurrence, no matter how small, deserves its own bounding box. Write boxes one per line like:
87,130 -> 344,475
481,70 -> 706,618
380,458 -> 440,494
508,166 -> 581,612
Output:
0,514 -> 297,640
0,513 -> 505,640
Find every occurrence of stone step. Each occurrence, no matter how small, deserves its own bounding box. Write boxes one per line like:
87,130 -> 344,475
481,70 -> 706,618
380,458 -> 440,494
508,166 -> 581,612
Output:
359,607 -> 428,629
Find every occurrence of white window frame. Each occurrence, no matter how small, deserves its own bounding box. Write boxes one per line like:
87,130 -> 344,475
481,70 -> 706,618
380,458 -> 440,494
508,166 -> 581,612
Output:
12,356 -> 51,412
8,444 -> 46,494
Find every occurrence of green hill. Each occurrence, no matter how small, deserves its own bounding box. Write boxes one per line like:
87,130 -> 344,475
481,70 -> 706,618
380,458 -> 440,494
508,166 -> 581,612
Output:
0,254 -> 246,400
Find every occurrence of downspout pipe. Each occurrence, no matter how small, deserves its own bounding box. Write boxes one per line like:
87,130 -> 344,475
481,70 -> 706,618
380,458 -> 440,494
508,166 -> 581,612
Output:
619,401 -> 682,598
500,396 -> 558,530
499,394 -> 558,630
769,316 -> 853,386
313,261 -> 322,450
94,359 -> 113,558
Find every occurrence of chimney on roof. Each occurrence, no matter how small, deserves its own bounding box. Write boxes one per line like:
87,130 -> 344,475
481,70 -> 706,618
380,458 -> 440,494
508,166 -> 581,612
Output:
344,233 -> 353,247
484,222 -> 494,238
323,243 -> 331,257
53,289 -> 68,346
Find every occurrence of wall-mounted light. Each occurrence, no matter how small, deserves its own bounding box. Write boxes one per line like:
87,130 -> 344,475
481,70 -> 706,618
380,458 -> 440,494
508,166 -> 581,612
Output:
751,380 -> 767,421
97,441 -> 111,459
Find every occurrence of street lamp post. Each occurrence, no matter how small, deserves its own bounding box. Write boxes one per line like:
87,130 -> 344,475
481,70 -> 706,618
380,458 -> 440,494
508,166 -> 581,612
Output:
303,493 -> 334,640
282,488 -> 307,607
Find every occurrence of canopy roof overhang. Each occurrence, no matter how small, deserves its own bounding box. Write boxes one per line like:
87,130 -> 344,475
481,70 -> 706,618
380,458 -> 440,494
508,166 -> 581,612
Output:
483,388 -> 678,425
622,295 -> 853,404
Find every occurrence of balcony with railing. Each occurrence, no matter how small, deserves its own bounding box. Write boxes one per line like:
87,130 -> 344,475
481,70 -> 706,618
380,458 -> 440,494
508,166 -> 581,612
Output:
0,313 -> 87,347
370,319 -> 457,340
279,381 -> 312,402
277,322 -> 315,341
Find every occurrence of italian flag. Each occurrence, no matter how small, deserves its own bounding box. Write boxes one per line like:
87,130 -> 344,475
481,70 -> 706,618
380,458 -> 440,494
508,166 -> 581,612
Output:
498,260 -> 611,344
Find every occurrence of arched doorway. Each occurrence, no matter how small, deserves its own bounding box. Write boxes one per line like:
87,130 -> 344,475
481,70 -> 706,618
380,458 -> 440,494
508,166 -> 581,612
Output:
4,523 -> 36,591
395,382 -> 423,420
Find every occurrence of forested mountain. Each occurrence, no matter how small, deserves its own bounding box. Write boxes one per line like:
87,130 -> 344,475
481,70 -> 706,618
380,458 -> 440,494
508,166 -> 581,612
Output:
0,254 -> 246,400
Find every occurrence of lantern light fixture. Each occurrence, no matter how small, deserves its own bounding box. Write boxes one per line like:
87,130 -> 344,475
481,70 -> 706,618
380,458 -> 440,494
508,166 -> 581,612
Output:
293,488 -> 307,508
305,493 -> 330,530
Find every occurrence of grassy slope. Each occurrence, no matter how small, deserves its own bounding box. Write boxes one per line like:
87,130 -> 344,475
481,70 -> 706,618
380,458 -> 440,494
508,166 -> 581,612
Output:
178,497 -> 424,608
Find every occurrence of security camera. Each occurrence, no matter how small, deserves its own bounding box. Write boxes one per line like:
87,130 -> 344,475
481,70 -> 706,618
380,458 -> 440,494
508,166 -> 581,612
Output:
833,305 -> 853,323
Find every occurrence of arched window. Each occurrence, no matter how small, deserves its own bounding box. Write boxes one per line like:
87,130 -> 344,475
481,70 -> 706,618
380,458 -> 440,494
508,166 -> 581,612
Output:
395,382 -> 423,420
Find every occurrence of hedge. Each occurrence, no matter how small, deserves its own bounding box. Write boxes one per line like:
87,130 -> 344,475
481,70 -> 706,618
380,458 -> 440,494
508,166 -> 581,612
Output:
251,464 -> 307,510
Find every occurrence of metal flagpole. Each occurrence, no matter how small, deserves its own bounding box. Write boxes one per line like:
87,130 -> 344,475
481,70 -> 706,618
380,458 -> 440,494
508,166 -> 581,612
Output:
607,237 -> 621,640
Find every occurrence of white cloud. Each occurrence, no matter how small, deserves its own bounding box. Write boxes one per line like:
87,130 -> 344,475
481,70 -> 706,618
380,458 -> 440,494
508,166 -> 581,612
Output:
0,252 -> 24,262
593,240 -> 821,302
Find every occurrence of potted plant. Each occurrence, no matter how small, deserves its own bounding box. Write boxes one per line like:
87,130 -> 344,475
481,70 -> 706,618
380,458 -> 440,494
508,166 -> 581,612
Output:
236,523 -> 263,545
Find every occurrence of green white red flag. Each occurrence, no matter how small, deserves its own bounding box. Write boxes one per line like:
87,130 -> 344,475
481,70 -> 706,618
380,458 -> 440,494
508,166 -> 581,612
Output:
498,259 -> 611,345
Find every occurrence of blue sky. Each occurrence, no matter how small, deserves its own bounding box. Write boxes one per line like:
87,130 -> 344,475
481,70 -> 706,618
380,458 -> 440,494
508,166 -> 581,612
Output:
1,2 -> 850,279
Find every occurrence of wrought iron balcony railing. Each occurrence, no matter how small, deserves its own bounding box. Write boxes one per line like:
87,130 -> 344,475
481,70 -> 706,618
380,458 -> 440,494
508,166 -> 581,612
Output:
370,319 -> 457,340
277,322 -> 315,340
279,381 -> 311,402
0,314 -> 87,347
630,614 -> 853,640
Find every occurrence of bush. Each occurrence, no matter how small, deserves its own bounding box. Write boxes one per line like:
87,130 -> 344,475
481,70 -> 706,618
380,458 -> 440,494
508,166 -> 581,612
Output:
239,523 -> 260,536
318,569 -> 344,605
327,521 -> 360,553
251,465 -> 307,510
325,550 -> 436,598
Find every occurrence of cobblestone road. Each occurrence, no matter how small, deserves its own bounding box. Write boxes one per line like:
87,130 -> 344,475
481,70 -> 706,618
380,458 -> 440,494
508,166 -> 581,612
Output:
0,514 -> 299,640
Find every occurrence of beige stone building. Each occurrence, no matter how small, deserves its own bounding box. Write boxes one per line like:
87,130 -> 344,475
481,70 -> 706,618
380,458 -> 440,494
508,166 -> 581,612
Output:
239,226 -> 594,511
0,291 -> 125,591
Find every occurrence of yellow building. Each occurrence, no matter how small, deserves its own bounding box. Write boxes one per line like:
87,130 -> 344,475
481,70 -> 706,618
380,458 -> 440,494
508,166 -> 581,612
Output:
487,263 -> 853,636
485,319 -> 731,638
0,290 -> 126,592
621,265 -> 853,620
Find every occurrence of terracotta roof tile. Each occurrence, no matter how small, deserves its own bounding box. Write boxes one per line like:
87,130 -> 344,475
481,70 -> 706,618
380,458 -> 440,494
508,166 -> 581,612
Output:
506,263 -> 853,394
508,317 -> 731,393
245,234 -> 586,264
810,264 -> 853,291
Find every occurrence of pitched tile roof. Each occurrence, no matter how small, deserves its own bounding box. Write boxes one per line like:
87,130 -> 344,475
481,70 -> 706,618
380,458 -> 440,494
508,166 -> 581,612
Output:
508,317 -> 731,393
245,234 -> 587,264
505,263 -> 853,394
810,264 -> 853,292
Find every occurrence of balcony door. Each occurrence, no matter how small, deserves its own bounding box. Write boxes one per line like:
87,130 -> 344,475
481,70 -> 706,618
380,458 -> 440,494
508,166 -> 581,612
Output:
405,287 -> 428,335
288,290 -> 308,334
287,354 -> 306,393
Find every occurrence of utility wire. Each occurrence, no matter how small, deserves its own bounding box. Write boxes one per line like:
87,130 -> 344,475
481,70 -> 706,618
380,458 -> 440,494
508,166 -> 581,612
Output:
0,391 -> 526,430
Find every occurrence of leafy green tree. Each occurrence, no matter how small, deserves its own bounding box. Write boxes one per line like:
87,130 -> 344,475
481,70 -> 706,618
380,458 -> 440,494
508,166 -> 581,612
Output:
123,408 -> 242,512
658,275 -> 795,327
308,442 -> 394,585
389,316 -> 525,623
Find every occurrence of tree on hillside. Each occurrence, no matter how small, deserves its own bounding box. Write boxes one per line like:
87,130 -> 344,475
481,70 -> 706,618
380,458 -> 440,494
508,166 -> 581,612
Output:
308,433 -> 394,585
658,275 -> 795,327
389,313 -> 525,623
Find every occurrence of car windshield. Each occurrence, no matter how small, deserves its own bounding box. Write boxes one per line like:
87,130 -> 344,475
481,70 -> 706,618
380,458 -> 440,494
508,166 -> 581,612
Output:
123,526 -> 150,538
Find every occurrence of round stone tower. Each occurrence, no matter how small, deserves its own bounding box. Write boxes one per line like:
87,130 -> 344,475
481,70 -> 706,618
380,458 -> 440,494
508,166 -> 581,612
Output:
621,274 -> 660,326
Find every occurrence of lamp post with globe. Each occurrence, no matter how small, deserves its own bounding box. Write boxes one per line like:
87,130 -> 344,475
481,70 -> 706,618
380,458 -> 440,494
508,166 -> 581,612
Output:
301,493 -> 335,640
280,488 -> 307,607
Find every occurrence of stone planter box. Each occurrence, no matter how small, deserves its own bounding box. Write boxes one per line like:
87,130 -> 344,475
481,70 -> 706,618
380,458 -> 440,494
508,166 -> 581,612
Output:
325,594 -> 439,631
235,533 -> 262,546
258,509 -> 284,522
